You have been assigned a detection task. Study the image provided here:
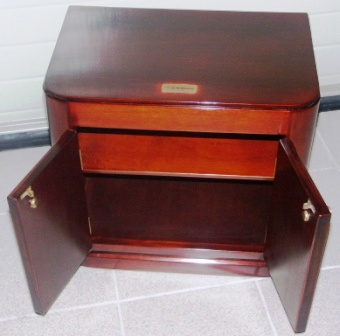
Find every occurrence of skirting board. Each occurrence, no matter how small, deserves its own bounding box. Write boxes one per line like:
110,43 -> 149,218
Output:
0,95 -> 339,152
0,130 -> 50,151
319,95 -> 340,112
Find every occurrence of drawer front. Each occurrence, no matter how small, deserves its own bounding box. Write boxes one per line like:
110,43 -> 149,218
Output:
70,103 -> 290,135
78,132 -> 278,180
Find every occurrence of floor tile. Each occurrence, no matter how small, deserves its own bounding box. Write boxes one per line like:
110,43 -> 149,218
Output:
116,269 -> 247,300
50,266 -> 117,311
309,169 -> 340,267
259,268 -> 340,336
0,304 -> 122,336
121,281 -> 274,336
0,213 -> 34,318
0,212 -> 118,319
0,146 -> 50,213
305,268 -> 340,335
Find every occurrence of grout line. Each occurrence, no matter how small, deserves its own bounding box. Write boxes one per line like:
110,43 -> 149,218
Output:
321,265 -> 340,271
113,271 -> 126,336
49,300 -> 118,315
308,167 -> 335,173
6,268 -> 340,325
0,315 -> 24,323
118,277 -> 261,304
0,300 -> 119,322
255,280 -> 278,336
14,276 -> 264,320
0,311 -> 39,323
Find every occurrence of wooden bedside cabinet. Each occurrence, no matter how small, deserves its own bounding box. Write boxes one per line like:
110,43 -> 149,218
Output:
8,6 -> 330,333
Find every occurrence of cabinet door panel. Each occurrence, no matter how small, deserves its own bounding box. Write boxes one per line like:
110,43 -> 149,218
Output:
8,131 -> 91,315
265,138 -> 330,333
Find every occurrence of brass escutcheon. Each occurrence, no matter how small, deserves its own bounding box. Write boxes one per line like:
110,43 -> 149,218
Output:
302,209 -> 312,222
302,199 -> 315,222
20,186 -> 38,209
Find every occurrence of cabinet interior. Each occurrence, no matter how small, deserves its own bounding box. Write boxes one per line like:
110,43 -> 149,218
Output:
79,129 -> 281,265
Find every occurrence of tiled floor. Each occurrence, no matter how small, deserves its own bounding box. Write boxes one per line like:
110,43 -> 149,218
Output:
1,111 -> 340,335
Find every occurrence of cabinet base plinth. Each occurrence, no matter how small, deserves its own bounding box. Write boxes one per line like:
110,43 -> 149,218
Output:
83,251 -> 270,277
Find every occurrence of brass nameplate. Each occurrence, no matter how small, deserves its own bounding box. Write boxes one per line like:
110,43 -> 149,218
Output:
161,83 -> 198,94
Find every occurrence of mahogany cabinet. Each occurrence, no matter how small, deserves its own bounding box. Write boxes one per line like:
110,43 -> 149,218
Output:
8,6 -> 330,333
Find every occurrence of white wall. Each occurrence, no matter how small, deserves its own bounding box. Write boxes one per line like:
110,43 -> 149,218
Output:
1,0 -> 340,133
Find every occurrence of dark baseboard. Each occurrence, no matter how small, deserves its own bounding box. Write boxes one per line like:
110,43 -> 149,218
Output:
0,95 -> 339,152
319,95 -> 340,112
0,130 -> 51,152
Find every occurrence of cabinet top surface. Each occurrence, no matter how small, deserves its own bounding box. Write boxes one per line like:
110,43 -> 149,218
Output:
44,6 -> 319,109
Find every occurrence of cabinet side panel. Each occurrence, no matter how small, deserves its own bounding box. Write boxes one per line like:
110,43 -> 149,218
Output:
46,97 -> 71,145
287,103 -> 319,165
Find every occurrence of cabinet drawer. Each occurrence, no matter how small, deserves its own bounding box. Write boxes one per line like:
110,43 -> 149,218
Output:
70,103 -> 290,135
78,132 -> 278,180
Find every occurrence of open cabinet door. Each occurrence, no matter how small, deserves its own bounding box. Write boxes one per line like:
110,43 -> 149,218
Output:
265,138 -> 331,333
8,131 -> 91,315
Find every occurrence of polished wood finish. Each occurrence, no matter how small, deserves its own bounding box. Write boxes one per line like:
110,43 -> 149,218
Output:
86,239 -> 269,277
79,132 -> 278,179
44,7 -> 319,109
9,133 -> 330,331
8,131 -> 91,315
44,6 -> 319,164
265,138 -> 330,332
69,103 -> 290,136
287,104 -> 320,164
46,97 -> 70,145
9,6 -> 329,334
91,238 -> 265,259
86,176 -> 271,245
83,251 -> 270,278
